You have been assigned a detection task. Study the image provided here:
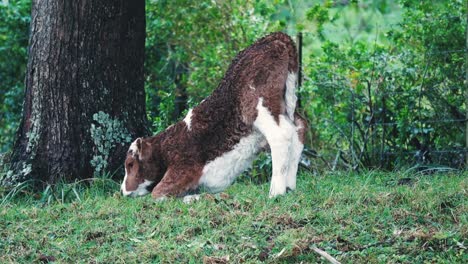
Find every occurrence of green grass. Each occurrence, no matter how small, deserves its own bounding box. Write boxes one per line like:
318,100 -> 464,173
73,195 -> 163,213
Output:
1,171 -> 467,263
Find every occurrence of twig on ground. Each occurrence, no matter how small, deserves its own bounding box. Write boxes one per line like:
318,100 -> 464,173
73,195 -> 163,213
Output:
311,246 -> 341,264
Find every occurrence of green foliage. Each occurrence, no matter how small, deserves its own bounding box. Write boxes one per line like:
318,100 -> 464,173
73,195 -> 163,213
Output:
90,112 -> 132,176
0,0 -> 30,153
238,152 -> 273,184
1,171 -> 466,262
305,2 -> 333,39
383,0 -> 466,166
301,0 -> 466,169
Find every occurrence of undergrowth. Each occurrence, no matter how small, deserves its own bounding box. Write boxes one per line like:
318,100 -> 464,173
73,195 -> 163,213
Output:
0,170 -> 466,263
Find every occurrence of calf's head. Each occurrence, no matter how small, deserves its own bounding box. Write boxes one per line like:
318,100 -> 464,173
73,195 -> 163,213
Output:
120,137 -> 163,197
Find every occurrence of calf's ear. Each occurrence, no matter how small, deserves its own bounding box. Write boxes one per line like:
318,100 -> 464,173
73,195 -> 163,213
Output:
136,137 -> 143,152
136,138 -> 153,161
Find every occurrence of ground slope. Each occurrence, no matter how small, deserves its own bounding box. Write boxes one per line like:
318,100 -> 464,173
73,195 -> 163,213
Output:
1,171 -> 466,263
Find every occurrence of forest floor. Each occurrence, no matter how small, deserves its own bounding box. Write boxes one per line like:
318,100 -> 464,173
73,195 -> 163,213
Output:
0,170 -> 466,263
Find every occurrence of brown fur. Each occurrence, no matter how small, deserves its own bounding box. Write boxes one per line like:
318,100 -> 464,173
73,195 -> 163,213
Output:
123,32 -> 304,199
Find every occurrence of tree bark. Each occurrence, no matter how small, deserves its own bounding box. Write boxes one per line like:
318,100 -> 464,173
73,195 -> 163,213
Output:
4,0 -> 148,186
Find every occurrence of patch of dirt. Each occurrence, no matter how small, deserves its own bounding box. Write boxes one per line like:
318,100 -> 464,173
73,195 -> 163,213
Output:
258,242 -> 274,261
38,254 -> 56,263
203,255 -> 229,264
405,229 -> 436,242
257,232 -> 325,261
336,236 -> 359,252
391,208 -> 418,223
261,213 -> 313,231
85,231 -> 104,241
184,227 -> 202,237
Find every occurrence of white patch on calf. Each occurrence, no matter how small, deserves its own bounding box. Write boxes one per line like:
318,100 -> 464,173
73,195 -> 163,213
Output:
254,98 -> 296,198
183,194 -> 201,204
132,179 -> 154,196
285,72 -> 297,120
129,140 -> 139,156
183,109 -> 193,130
154,196 -> 167,202
121,169 -> 154,197
199,132 -> 265,193
285,126 -> 304,190
120,174 -> 132,196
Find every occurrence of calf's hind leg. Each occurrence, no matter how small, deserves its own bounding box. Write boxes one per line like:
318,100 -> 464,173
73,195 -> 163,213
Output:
254,99 -> 296,198
285,113 -> 307,191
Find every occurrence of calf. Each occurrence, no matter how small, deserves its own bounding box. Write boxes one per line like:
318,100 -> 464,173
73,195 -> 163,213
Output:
121,32 -> 307,199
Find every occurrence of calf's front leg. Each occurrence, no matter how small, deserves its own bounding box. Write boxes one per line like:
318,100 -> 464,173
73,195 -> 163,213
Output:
151,166 -> 202,199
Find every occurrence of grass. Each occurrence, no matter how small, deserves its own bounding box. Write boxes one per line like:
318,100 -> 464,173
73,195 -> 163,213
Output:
0,170 -> 466,263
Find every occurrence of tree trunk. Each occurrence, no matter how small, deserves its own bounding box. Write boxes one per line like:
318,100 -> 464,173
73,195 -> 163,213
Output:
3,0 -> 148,186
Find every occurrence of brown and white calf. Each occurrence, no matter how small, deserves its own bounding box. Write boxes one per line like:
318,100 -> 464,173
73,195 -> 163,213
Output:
121,32 -> 307,200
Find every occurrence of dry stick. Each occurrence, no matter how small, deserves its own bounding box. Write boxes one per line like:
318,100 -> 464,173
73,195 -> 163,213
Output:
311,246 -> 341,264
